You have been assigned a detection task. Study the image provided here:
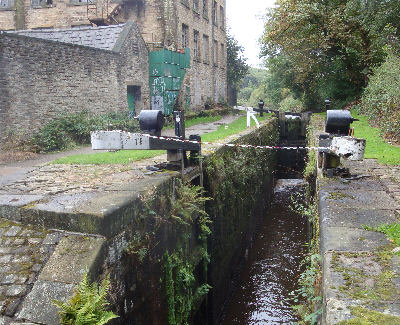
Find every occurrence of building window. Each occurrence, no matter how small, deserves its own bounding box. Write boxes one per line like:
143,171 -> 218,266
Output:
31,0 -> 53,6
182,24 -> 189,49
212,1 -> 217,25
220,6 -> 224,29
203,35 -> 209,63
194,30 -> 200,61
213,40 -> 218,66
202,0 -> 208,19
220,43 -> 225,67
0,0 -> 14,9
193,0 -> 199,13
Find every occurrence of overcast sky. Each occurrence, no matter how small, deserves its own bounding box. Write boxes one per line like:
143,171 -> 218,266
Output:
226,0 -> 277,68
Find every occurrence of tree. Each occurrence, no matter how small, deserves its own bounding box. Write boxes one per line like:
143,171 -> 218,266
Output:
260,0 -> 400,110
227,30 -> 249,106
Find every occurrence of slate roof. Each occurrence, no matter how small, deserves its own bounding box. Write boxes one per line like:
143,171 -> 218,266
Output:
8,23 -> 128,51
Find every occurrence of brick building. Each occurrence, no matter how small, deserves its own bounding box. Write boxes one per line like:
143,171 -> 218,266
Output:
0,0 -> 227,110
0,22 -> 149,139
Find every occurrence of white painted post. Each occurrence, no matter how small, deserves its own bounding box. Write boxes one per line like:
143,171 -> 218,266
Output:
246,107 -> 260,129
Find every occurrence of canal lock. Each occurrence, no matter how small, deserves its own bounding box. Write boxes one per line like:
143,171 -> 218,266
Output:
214,112 -> 313,324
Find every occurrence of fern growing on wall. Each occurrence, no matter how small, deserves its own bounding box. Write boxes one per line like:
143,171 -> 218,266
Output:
53,273 -> 118,325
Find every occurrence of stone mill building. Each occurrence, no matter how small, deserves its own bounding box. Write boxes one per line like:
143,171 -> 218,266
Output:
0,0 -> 227,138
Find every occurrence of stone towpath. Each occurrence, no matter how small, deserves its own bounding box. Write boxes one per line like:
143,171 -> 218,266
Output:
320,158 -> 400,324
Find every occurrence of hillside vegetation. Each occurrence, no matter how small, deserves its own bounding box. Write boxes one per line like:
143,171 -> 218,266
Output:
237,0 -> 400,142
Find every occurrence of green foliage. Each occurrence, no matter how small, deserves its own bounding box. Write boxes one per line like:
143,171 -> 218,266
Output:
290,193 -> 322,324
260,0 -> 400,110
365,223 -> 400,249
126,231 -> 150,263
164,251 -> 211,325
279,95 -> 304,113
170,183 -> 211,227
350,111 -> 400,165
28,111 -> 139,153
164,182 -> 212,325
53,273 -> 118,325
237,68 -> 268,106
291,253 -> 322,325
359,50 -> 400,141
227,29 -> 249,88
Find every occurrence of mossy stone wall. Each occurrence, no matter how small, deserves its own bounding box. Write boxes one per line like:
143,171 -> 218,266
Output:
102,118 -> 279,325
203,118 -> 279,323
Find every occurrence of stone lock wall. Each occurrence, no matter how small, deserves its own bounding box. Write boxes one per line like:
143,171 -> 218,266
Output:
99,118 -> 279,324
0,23 -> 149,139
203,119 -> 278,324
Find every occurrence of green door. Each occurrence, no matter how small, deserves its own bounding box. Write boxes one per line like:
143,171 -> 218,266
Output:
127,86 -> 136,116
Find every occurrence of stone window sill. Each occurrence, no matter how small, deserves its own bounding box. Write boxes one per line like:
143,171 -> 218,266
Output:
0,7 -> 15,10
203,14 -> 209,21
203,60 -> 209,65
32,4 -> 56,8
193,9 -> 200,15
68,2 -> 96,6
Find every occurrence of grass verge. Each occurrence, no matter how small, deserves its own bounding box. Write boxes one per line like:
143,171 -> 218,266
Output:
315,111 -> 400,165
351,112 -> 400,165
52,114 -> 271,165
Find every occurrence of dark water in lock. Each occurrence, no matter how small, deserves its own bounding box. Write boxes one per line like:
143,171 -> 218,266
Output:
221,180 -> 308,325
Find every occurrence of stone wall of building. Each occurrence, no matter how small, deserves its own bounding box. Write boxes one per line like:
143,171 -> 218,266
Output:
0,0 -> 119,30
0,0 -> 227,112
0,8 -> 15,30
0,24 -> 149,139
174,0 -> 227,108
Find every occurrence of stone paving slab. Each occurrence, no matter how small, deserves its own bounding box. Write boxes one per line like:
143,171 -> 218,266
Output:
320,189 -> 400,210
320,227 -> 389,254
0,219 -> 63,320
17,280 -> 75,325
320,159 -> 400,324
319,178 -> 388,192
320,207 -> 399,229
0,217 -> 108,324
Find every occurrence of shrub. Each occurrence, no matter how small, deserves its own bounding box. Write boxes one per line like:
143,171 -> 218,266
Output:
360,50 -> 400,141
53,273 -> 118,325
29,111 -> 140,153
279,95 -> 305,113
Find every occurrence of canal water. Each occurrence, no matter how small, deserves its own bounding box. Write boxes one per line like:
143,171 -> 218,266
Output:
221,179 -> 308,325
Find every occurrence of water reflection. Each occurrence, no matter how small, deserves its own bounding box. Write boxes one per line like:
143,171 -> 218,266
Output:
221,180 -> 308,325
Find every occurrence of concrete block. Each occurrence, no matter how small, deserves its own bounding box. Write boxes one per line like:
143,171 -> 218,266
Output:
38,235 -> 106,284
